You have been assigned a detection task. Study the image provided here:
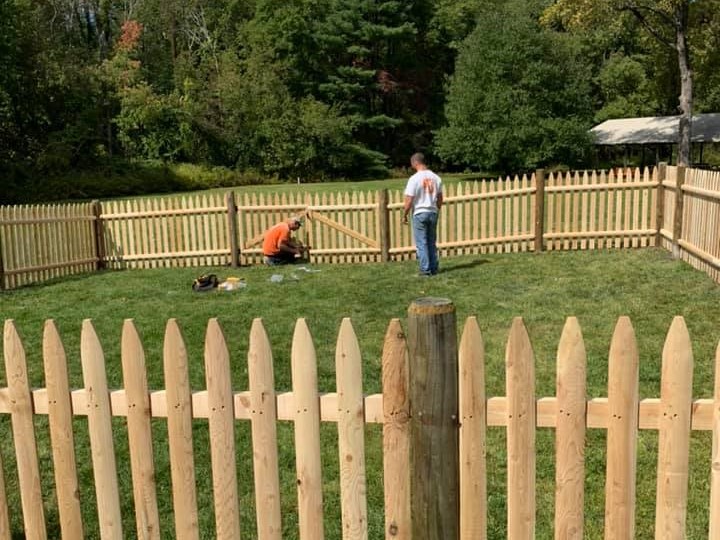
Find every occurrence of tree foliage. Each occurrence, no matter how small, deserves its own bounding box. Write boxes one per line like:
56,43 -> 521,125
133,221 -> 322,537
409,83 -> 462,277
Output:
436,0 -> 593,172
2,0 -> 720,200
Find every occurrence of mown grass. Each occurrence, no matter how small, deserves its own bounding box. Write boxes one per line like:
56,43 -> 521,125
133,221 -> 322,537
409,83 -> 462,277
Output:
0,248 -> 719,538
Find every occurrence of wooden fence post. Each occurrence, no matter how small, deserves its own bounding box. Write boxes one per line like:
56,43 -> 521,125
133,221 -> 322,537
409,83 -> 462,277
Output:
672,165 -> 686,259
655,163 -> 667,247
225,191 -> 240,267
91,200 -> 106,270
407,297 -> 459,540
534,169 -> 545,253
378,189 -> 391,262
0,243 -> 5,291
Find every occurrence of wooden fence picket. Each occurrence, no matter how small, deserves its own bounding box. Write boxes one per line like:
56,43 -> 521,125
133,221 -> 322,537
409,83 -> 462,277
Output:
291,319 -> 324,540
204,319 -> 241,540
381,319 -> 410,540
711,341 -> 720,538
459,317 -> 487,539
81,320 -> 123,540
0,441 -> 8,539
3,320 -> 47,540
121,320 -> 160,540
247,319 -> 282,540
554,317 -> 586,540
505,317 -> 536,540
43,320 -> 84,539
604,317 -> 639,540
336,318 -> 368,540
164,319 -> 200,540
655,317 -> 693,539
0,311 -> 719,537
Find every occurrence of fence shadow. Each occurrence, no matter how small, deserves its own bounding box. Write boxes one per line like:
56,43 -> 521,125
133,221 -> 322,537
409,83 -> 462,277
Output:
441,258 -> 492,273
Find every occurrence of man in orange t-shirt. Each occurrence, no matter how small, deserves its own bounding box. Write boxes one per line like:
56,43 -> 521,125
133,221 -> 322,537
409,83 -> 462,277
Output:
262,216 -> 304,265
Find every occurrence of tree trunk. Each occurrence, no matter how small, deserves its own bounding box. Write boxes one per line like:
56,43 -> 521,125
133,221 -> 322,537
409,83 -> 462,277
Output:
675,3 -> 692,167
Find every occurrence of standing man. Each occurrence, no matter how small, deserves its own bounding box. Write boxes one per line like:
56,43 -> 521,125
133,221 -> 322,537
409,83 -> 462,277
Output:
403,153 -> 443,276
262,216 -> 305,265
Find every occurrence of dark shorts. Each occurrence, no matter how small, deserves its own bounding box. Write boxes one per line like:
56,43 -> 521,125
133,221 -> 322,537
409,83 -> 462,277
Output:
264,253 -> 297,265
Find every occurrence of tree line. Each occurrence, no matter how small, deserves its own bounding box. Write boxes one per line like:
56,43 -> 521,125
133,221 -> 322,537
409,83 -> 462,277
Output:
1,0 -> 718,201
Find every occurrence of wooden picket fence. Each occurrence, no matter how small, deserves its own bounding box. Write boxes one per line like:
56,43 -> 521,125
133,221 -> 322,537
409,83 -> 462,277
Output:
1,314 -> 719,538
1,165 -> 719,288
0,203 -> 98,288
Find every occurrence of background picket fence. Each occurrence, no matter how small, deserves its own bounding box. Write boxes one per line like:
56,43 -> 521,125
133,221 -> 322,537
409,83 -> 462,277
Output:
0,165 -> 719,288
0,314 -> 719,538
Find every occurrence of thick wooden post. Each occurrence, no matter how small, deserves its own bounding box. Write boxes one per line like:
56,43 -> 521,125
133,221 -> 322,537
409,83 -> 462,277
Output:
672,165 -> 686,259
655,162 -> 667,247
225,191 -> 240,267
91,200 -> 106,270
378,189 -> 391,262
407,297 -> 459,540
534,169 -> 545,253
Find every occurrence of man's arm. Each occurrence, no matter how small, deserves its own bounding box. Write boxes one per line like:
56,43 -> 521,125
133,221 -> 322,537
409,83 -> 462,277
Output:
403,195 -> 413,223
436,192 -> 443,210
278,238 -> 301,255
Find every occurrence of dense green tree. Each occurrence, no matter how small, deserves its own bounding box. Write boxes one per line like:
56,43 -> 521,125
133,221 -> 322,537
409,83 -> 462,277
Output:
436,0 -> 593,173
594,53 -> 659,122
542,0 -> 697,166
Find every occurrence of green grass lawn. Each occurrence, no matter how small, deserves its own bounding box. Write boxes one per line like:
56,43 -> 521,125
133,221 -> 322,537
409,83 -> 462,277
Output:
1,248 -> 719,538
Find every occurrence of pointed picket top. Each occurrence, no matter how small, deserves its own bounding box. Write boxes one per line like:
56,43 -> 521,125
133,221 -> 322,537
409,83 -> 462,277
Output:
81,319 -> 105,371
555,317 -> 586,540
43,320 -> 66,367
249,318 -> 273,375
291,318 -> 324,540
4,319 -> 47,539
381,318 -> 410,540
459,316 -> 486,540
335,318 -> 368,540
609,316 -> 638,367
122,319 -> 146,370
203,318 -> 241,540
4,320 -> 25,380
460,316 -> 484,358
81,319 -> 123,540
164,319 -> 188,364
557,317 -> 586,381
709,341 -> 720,538
163,318 -> 199,540
604,316 -> 639,540
505,317 -> 535,539
247,318 -> 282,540
121,319 -> 161,540
43,319 -> 84,539
662,316 -> 693,370
505,317 -> 533,369
656,316 -> 693,538
292,318 -> 317,370
205,318 -> 230,371
336,318 -> 362,380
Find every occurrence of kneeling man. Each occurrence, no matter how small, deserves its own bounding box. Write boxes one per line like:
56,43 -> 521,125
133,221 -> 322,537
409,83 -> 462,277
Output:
263,216 -> 305,265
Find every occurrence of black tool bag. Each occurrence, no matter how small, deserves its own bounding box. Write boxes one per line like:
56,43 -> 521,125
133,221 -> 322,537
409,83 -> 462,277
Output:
192,274 -> 219,292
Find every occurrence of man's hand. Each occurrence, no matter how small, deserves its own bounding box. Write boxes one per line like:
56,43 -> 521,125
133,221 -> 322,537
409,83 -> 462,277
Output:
402,213 -> 409,225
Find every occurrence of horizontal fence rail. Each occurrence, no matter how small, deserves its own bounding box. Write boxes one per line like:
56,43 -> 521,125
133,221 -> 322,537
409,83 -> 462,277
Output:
0,315 -> 719,538
1,165 -> 720,288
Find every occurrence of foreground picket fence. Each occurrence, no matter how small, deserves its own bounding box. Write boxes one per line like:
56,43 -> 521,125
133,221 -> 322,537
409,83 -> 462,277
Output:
0,312 -> 719,538
1,165 -> 719,289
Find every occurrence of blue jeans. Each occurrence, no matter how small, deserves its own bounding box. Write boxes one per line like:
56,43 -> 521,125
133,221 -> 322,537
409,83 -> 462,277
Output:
412,211 -> 439,275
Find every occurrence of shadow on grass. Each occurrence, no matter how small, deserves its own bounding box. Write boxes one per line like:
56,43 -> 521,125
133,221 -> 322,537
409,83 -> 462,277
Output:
441,258 -> 492,273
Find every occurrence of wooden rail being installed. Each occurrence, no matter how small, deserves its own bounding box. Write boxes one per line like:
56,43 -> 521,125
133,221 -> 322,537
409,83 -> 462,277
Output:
0,313 -> 719,538
1,165 -> 720,288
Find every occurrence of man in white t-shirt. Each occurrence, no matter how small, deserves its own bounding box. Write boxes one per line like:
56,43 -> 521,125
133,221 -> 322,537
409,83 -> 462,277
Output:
402,153 -> 443,276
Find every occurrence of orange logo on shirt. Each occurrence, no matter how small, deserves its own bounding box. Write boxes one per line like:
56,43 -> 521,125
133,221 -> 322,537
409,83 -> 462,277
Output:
422,177 -> 435,194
